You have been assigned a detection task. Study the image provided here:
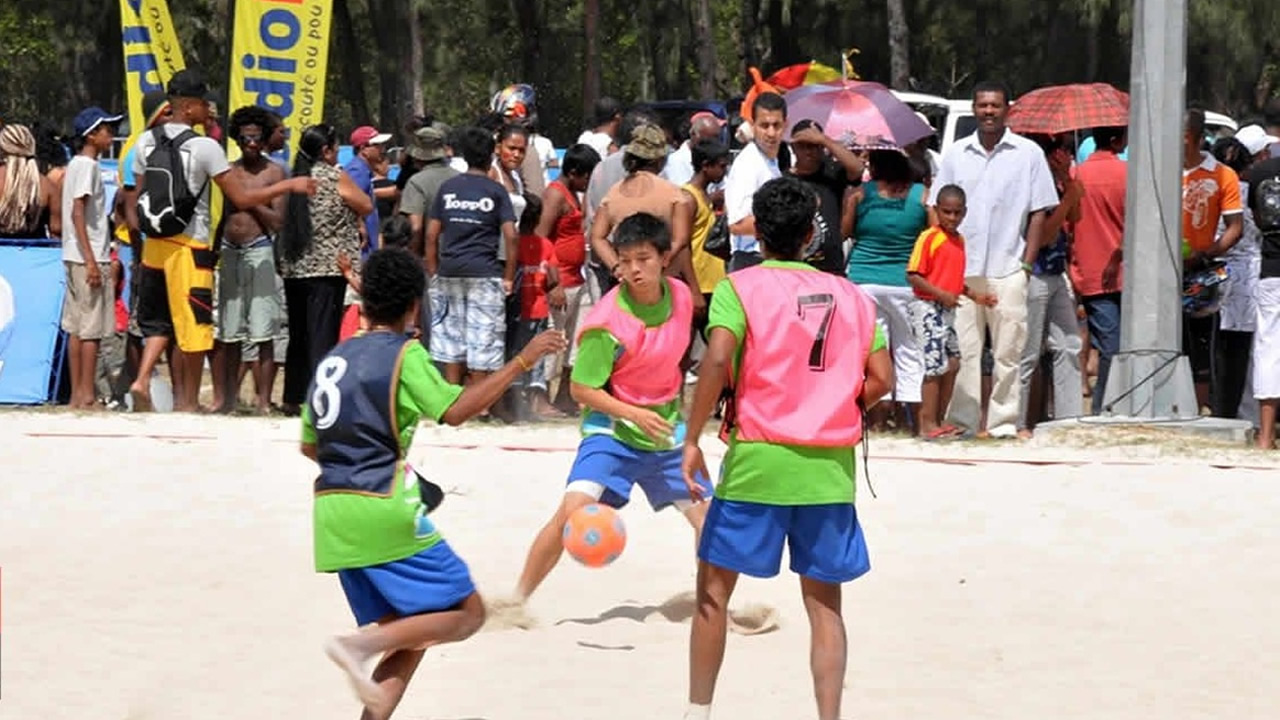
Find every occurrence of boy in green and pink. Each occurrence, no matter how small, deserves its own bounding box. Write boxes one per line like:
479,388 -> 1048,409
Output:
682,176 -> 895,720
511,212 -> 713,604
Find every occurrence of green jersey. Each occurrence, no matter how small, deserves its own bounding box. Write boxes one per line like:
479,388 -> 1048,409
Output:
303,341 -> 463,571
707,260 -> 886,505
571,279 -> 685,452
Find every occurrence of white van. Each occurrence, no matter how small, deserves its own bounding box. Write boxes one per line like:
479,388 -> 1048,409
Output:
890,91 -> 975,154
893,90 -> 1240,152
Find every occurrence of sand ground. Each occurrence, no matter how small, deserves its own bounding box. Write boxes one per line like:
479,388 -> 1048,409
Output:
2,411 -> 1279,720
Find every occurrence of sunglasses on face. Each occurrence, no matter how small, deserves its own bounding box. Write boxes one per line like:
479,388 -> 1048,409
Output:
238,133 -> 263,145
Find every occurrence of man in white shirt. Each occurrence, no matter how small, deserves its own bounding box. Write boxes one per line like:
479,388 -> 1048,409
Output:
577,96 -> 622,158
127,68 -> 313,413
930,81 -> 1059,437
663,111 -> 726,186
723,92 -> 787,271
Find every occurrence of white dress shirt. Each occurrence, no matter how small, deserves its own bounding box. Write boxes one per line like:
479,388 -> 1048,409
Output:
930,129 -> 1059,277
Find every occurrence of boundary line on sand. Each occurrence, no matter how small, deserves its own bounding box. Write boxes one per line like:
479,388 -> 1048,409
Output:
22,432 -> 1278,472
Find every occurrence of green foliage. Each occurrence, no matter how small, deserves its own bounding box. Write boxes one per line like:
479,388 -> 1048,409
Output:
1,0 -> 1277,141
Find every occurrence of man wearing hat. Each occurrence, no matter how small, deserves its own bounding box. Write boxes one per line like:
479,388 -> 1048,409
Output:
61,106 -> 122,409
345,125 -> 391,259
399,123 -> 460,347
588,122 -> 701,307
400,124 -> 459,255
128,68 -> 314,413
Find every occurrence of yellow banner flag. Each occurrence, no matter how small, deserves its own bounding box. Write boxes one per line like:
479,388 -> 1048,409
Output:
119,0 -> 186,133
227,0 -> 334,164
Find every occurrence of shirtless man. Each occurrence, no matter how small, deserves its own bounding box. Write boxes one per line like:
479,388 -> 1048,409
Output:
212,105 -> 288,413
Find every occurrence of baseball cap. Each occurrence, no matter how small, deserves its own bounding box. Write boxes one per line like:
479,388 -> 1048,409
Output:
167,69 -> 215,100
73,106 -> 124,137
1234,124 -> 1279,157
350,126 -> 392,148
690,111 -> 726,128
624,123 -> 669,160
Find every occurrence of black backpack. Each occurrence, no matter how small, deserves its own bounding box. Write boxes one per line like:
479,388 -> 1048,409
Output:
136,127 -> 206,237
1256,174 -> 1280,235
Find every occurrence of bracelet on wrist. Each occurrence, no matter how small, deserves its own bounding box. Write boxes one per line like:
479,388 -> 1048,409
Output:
1020,261 -> 1034,273
515,355 -> 532,372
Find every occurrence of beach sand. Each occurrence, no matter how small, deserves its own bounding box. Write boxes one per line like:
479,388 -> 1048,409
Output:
2,411 -> 1279,719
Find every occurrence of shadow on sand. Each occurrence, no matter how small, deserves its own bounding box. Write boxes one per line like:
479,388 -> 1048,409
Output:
555,591 -> 781,635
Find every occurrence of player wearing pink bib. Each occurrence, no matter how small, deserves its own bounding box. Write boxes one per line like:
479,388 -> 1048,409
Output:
681,177 -> 894,720
509,212 -> 714,610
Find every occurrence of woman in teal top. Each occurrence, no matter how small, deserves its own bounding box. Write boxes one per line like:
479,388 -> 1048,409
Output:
842,149 -> 929,428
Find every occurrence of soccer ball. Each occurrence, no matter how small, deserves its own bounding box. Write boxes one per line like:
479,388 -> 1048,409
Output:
562,503 -> 627,568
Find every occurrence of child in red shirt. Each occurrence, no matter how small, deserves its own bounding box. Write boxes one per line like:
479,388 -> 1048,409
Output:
515,193 -> 561,417
907,185 -> 996,440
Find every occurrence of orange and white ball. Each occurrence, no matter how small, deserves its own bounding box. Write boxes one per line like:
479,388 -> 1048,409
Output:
562,503 -> 627,567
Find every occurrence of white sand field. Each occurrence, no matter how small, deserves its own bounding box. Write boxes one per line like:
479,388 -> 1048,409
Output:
2,411 -> 1279,720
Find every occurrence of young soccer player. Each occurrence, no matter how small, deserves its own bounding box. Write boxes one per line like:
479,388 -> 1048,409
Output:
304,247 -> 565,720
681,176 -> 895,720
906,184 -> 997,440
510,211 -> 711,605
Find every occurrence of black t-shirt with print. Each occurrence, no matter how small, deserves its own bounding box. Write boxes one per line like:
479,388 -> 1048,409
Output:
794,158 -> 854,275
429,173 -> 516,277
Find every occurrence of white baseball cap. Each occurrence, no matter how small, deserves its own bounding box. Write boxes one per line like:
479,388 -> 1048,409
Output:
1234,124 -> 1279,157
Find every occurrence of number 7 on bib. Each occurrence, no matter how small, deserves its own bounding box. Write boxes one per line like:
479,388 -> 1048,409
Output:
797,293 -> 835,371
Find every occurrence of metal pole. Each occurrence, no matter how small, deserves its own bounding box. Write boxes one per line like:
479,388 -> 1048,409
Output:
1100,0 -> 1198,419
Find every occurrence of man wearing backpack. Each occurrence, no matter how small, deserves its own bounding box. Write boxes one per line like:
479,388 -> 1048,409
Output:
128,69 -> 314,413
1245,140 -> 1280,449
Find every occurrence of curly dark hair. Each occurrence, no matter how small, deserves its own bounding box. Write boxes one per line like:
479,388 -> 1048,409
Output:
752,176 -> 816,260
613,212 -> 672,253
228,105 -> 275,142
361,248 -> 426,325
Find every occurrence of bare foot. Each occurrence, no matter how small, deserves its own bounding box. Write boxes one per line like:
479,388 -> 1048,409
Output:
128,384 -> 153,413
729,603 -> 781,636
482,596 -> 538,630
1017,429 -> 1034,440
323,636 -> 385,710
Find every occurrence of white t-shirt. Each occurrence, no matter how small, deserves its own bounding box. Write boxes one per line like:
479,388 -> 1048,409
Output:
577,130 -> 613,158
661,142 -> 695,186
724,141 -> 781,255
61,155 -> 109,263
131,123 -> 230,244
532,134 -> 557,186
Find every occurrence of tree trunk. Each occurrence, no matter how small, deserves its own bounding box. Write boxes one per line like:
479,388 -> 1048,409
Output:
974,0 -> 990,82
368,0 -> 411,127
510,0 -> 542,91
405,2 -> 424,117
694,0 -> 717,98
583,0 -> 600,125
332,0 -> 372,125
886,0 -> 912,89
739,0 -> 760,82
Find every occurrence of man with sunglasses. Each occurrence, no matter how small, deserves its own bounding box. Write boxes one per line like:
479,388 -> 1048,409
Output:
210,104 -> 288,414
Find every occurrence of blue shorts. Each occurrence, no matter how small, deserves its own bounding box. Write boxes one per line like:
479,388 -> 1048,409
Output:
566,434 -> 713,511
337,541 -> 477,626
698,499 -> 870,583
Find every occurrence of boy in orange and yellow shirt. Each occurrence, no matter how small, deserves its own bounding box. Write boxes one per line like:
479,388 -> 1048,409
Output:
906,185 -> 997,440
